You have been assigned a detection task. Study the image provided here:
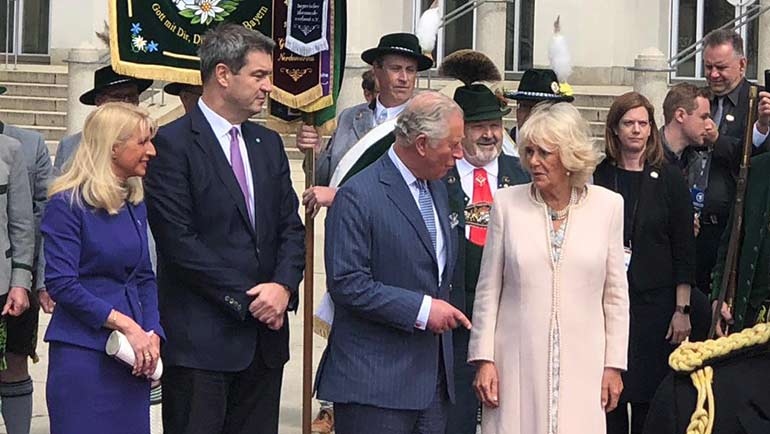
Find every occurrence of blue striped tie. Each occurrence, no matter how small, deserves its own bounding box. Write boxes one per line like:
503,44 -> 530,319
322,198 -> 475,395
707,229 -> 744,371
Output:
417,180 -> 437,252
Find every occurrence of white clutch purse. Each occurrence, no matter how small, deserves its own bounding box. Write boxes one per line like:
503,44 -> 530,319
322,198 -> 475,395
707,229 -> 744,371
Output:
105,330 -> 164,381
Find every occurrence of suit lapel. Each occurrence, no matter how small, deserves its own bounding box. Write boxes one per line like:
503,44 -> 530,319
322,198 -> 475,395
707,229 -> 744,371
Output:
379,157 -> 438,265
430,179 -> 453,285
632,164 -> 657,248
190,106 -> 256,239
352,105 -> 375,140
242,122 -> 264,241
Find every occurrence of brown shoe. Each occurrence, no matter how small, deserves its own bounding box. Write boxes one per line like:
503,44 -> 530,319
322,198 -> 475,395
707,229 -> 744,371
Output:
311,408 -> 334,434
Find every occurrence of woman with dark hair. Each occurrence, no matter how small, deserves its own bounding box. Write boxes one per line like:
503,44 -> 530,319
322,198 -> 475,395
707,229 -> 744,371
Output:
595,92 -> 695,434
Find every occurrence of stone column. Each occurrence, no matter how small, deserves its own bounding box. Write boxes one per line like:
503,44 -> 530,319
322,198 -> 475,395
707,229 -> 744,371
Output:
758,0 -> 770,81
475,2 -> 507,74
65,48 -> 106,135
632,47 -> 668,127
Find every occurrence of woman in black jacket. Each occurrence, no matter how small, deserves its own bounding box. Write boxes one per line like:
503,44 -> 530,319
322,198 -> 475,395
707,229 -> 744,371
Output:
595,92 -> 695,434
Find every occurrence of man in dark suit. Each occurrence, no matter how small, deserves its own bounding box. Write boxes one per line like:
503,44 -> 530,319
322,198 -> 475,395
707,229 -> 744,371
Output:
144,24 -> 305,434
699,30 -> 770,310
442,84 -> 529,434
316,91 -> 470,434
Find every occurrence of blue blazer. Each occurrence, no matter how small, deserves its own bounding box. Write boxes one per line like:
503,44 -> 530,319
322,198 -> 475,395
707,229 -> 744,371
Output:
144,105 -> 305,372
42,192 -> 164,351
316,154 -> 457,410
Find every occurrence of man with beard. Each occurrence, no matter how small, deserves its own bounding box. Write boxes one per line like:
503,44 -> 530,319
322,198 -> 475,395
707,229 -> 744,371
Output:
442,83 -> 529,434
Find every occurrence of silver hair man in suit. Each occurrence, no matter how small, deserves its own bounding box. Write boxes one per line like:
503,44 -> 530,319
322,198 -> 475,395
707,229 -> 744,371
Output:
53,66 -> 152,173
0,83 -> 53,434
0,130 -> 35,434
316,91 -> 470,434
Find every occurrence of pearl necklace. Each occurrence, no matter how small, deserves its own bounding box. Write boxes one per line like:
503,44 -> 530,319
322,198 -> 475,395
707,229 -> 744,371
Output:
539,187 -> 579,221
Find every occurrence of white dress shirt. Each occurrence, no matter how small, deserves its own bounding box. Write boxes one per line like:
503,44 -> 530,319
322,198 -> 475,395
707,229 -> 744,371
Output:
375,97 -> 409,124
198,98 -> 255,224
387,146 -> 445,330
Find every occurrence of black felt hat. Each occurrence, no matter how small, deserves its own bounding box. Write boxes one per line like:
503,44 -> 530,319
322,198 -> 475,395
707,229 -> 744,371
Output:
454,84 -> 511,122
163,82 -> 202,96
505,68 -> 574,103
361,33 -> 433,71
79,66 -> 153,106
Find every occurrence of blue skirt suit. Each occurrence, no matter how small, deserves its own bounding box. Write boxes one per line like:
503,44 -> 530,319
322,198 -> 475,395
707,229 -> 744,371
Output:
41,191 -> 165,434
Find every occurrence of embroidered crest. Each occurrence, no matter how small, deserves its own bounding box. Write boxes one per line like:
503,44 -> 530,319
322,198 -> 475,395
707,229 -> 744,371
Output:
475,173 -> 487,187
449,212 -> 460,229
465,202 -> 492,229
174,0 -> 242,26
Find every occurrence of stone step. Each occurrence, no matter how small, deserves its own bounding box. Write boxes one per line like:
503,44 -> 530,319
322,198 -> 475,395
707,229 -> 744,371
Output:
16,124 -> 66,142
571,93 -> 619,109
0,109 -> 66,127
0,82 -> 68,98
0,69 -> 68,85
0,95 -> 67,111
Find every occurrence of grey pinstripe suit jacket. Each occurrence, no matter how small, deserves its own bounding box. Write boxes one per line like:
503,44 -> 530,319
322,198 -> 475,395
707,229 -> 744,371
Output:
316,154 -> 456,410
3,124 -> 53,290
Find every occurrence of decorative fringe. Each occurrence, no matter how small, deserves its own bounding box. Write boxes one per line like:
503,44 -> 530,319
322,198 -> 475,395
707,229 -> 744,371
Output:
271,84 -> 324,111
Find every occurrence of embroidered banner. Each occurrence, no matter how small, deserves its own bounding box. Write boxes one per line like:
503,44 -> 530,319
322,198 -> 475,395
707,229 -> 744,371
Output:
108,0 -> 272,84
285,0 -> 328,57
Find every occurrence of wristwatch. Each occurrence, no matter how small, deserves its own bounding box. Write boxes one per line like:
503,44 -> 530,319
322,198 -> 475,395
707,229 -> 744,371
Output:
675,305 -> 691,315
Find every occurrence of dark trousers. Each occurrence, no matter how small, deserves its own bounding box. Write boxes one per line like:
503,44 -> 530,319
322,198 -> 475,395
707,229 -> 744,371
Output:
334,363 -> 449,434
606,402 -> 650,434
161,350 -> 283,434
446,326 -> 478,434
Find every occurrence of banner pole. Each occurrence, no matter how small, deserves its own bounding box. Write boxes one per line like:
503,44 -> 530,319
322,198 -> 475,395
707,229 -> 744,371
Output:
302,127 -> 316,434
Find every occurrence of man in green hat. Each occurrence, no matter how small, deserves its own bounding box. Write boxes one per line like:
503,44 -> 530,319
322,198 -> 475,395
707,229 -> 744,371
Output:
442,83 -> 530,434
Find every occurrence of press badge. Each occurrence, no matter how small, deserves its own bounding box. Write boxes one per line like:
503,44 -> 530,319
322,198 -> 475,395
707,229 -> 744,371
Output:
623,247 -> 632,272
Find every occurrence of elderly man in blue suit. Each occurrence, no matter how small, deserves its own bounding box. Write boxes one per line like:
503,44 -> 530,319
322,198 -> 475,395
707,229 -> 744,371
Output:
316,91 -> 471,434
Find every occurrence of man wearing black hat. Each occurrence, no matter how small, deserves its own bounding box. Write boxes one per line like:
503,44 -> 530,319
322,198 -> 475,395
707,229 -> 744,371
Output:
505,68 -> 574,142
0,83 -> 53,434
442,84 -> 529,434
164,82 -> 203,115
53,65 -> 152,172
296,32 -> 432,216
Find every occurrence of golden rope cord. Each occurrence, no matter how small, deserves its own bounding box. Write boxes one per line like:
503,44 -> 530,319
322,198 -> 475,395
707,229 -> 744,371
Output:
667,323 -> 770,434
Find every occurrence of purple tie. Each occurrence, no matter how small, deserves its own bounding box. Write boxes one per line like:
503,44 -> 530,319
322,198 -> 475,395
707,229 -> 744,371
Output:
229,127 -> 253,224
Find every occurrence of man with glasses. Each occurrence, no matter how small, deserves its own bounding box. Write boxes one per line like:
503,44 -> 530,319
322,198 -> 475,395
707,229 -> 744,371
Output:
53,65 -> 152,172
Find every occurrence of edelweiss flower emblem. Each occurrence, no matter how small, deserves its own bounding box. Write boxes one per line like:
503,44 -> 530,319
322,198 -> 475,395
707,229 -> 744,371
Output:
175,0 -> 241,26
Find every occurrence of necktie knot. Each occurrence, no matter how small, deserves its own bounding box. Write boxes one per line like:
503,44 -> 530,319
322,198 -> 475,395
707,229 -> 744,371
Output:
473,168 -> 488,187
229,126 -> 239,141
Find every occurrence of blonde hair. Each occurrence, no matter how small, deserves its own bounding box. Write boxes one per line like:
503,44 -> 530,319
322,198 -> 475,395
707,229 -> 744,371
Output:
49,102 -> 157,214
517,102 -> 605,187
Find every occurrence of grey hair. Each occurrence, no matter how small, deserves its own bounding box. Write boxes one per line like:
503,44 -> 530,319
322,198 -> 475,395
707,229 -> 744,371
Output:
703,29 -> 744,57
394,91 -> 463,147
198,24 -> 276,83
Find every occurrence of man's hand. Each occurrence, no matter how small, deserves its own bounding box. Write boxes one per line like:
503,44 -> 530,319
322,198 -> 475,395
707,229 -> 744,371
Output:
693,214 -> 701,238
757,91 -> 770,134
246,283 -> 291,330
2,287 -> 29,317
426,299 -> 471,334
39,289 -> 55,314
296,124 -> 322,153
711,300 -> 733,337
303,186 -> 337,218
705,118 -> 719,144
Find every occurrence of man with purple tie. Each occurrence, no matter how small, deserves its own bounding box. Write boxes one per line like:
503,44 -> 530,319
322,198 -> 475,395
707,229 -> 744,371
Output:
143,24 -> 305,434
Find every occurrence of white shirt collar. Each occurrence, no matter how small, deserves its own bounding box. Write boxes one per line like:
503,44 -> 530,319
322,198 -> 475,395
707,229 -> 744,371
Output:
456,157 -> 499,178
198,98 -> 242,139
387,145 -> 418,186
375,97 -> 410,122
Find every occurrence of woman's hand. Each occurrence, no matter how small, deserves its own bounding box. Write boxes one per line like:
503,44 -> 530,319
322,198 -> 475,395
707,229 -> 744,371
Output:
473,361 -> 499,408
123,323 -> 158,378
601,367 -> 623,412
666,311 -> 692,344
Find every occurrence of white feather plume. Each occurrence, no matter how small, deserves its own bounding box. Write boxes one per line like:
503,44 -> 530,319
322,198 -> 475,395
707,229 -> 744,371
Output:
549,16 -> 572,83
416,1 -> 441,54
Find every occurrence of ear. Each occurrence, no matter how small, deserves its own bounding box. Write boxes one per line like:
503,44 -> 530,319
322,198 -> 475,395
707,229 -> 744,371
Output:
414,134 -> 429,157
674,107 -> 687,124
215,63 -> 231,88
739,56 -> 747,74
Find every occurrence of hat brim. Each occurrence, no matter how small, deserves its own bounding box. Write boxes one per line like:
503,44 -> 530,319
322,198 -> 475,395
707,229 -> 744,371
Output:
79,77 -> 154,106
0,86 -> 6,96
506,91 -> 574,103
465,107 -> 512,122
361,48 -> 433,71
163,82 -> 185,96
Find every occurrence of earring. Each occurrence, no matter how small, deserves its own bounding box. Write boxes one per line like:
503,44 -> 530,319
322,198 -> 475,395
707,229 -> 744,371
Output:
566,171 -> 571,176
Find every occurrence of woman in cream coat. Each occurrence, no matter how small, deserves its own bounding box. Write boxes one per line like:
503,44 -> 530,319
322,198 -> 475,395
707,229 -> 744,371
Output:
468,102 -> 630,434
